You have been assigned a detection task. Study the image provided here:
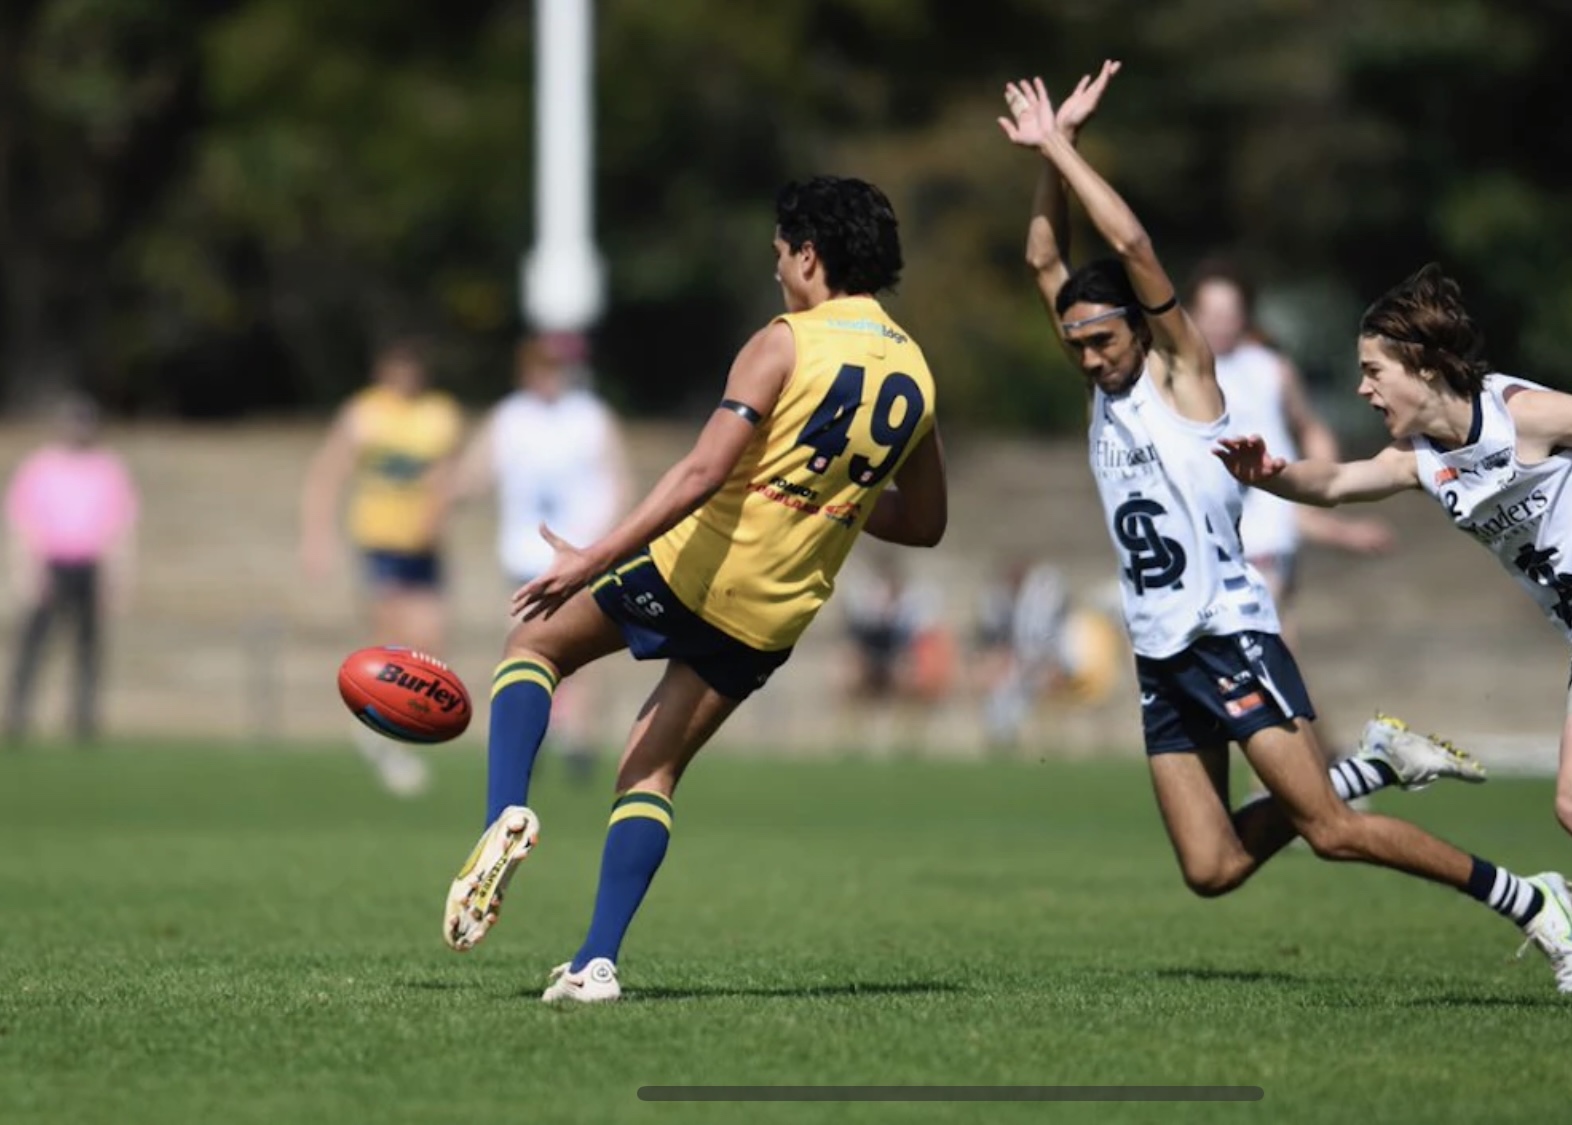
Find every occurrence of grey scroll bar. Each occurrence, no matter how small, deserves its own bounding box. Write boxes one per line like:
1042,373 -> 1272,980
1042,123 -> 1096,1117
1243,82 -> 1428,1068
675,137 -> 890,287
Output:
638,1086 -> 1264,1103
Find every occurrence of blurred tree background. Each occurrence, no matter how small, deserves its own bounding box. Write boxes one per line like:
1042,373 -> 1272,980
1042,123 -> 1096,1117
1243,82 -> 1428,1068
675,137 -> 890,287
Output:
1,0 -> 1569,430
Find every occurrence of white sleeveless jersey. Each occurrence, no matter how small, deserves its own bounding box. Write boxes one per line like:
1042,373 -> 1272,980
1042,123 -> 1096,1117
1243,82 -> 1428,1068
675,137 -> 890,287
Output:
1215,342 -> 1301,559
492,388 -> 621,580
1089,372 -> 1280,658
1412,373 -> 1572,644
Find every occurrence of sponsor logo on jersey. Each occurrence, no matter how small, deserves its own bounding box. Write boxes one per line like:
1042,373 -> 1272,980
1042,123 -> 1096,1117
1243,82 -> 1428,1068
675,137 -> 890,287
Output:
747,478 -> 862,528
1460,487 -> 1550,545
1433,466 -> 1459,486
1095,439 -> 1162,477
825,317 -> 908,345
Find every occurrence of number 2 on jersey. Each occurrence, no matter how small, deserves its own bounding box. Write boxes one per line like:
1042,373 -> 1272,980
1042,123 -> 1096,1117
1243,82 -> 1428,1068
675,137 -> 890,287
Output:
795,363 -> 924,487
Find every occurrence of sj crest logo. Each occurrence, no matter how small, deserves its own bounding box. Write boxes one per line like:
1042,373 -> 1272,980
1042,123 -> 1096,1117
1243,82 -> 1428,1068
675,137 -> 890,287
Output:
1114,493 -> 1186,594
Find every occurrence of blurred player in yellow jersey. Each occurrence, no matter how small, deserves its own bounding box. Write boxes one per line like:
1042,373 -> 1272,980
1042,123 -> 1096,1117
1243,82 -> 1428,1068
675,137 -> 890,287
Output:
300,338 -> 463,795
441,176 -> 948,1002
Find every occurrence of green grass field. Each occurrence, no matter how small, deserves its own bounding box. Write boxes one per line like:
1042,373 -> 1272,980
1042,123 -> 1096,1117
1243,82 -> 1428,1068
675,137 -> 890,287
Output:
0,744 -> 1565,1125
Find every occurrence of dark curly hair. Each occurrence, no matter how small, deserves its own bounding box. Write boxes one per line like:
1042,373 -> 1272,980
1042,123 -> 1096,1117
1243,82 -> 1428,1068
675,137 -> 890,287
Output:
775,177 -> 903,295
1360,263 -> 1489,396
1055,257 -> 1147,337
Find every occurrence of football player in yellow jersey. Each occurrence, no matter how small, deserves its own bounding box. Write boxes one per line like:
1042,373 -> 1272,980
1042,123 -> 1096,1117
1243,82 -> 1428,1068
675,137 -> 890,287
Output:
441,176 -> 948,1002
300,338 -> 463,795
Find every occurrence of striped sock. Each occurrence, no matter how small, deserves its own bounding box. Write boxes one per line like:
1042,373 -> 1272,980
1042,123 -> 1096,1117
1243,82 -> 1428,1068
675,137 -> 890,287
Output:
485,658 -> 559,824
1465,857 -> 1545,925
1329,756 -> 1398,802
570,790 -> 674,972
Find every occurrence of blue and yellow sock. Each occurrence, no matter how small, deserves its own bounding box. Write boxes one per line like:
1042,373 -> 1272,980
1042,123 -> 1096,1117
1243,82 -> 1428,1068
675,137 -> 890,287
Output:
485,657 -> 558,824
570,790 -> 673,971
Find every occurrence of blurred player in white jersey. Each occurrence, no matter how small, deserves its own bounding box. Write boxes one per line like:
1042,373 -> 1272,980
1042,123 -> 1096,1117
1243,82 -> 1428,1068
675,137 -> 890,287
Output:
448,333 -> 630,780
1189,261 -> 1394,643
999,62 -> 1571,995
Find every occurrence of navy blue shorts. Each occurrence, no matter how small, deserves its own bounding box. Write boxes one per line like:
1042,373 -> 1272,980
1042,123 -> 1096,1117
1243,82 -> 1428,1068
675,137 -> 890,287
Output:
591,551 -> 792,701
1136,631 -> 1314,755
362,550 -> 442,590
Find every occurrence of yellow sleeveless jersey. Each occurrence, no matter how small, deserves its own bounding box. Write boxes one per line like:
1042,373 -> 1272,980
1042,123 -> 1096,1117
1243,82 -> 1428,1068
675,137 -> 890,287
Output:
650,296 -> 937,651
346,385 -> 463,552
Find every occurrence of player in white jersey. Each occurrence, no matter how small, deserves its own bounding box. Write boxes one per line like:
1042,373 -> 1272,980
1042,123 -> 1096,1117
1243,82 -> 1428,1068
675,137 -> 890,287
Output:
1220,265 -> 1572,837
448,333 -> 630,779
1189,262 -> 1394,639
1001,68 -> 1571,993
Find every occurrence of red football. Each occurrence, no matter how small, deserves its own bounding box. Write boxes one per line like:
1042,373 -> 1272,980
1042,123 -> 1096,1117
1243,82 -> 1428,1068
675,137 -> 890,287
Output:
337,646 -> 473,744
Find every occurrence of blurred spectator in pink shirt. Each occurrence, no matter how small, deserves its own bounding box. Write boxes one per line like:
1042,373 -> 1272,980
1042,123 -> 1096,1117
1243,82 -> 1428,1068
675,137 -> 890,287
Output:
4,395 -> 138,744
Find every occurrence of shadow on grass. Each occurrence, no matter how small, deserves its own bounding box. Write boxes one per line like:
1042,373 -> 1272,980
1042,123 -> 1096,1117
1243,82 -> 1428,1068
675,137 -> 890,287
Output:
1150,967 -> 1300,985
1404,994 -> 1567,1010
625,980 -> 966,1003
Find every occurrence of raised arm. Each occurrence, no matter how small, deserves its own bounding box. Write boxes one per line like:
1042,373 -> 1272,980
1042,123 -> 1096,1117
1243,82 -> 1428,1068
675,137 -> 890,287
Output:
512,322 -> 794,619
1002,64 -> 1121,325
1215,435 -> 1419,506
1022,79 -> 1217,421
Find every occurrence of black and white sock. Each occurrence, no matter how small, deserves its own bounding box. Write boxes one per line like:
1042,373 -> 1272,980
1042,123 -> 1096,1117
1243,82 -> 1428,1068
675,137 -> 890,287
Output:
1465,858 -> 1545,925
1329,756 -> 1398,802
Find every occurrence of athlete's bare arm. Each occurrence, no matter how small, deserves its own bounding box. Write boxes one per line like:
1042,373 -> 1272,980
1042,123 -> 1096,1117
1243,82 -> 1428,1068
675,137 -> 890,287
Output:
1507,387 -> 1572,462
1278,359 -> 1397,552
1022,83 -> 1218,423
512,322 -> 794,619
299,401 -> 360,579
1215,435 -> 1419,506
448,409 -> 498,501
1278,357 -> 1340,463
862,425 -> 948,547
1002,64 -> 1121,336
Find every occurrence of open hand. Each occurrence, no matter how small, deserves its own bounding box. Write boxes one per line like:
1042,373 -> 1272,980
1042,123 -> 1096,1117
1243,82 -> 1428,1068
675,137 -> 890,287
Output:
997,78 -> 1057,149
509,524 -> 602,621
1053,60 -> 1121,141
1213,435 -> 1288,485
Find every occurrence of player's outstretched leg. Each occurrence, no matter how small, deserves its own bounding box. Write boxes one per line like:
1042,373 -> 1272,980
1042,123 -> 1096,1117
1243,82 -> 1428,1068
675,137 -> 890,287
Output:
444,590 -> 626,952
1245,723 -> 1570,994
1155,717 -> 1486,902
542,662 -> 738,1004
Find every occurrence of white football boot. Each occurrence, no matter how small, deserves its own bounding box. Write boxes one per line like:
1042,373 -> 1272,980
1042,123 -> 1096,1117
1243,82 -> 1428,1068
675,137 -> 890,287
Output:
1517,873 -> 1572,994
443,806 -> 539,952
541,958 -> 622,1004
1357,713 -> 1486,791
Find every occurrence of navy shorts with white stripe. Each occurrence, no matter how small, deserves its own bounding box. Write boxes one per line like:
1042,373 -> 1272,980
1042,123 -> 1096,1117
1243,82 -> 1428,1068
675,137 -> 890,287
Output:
1135,631 -> 1315,755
